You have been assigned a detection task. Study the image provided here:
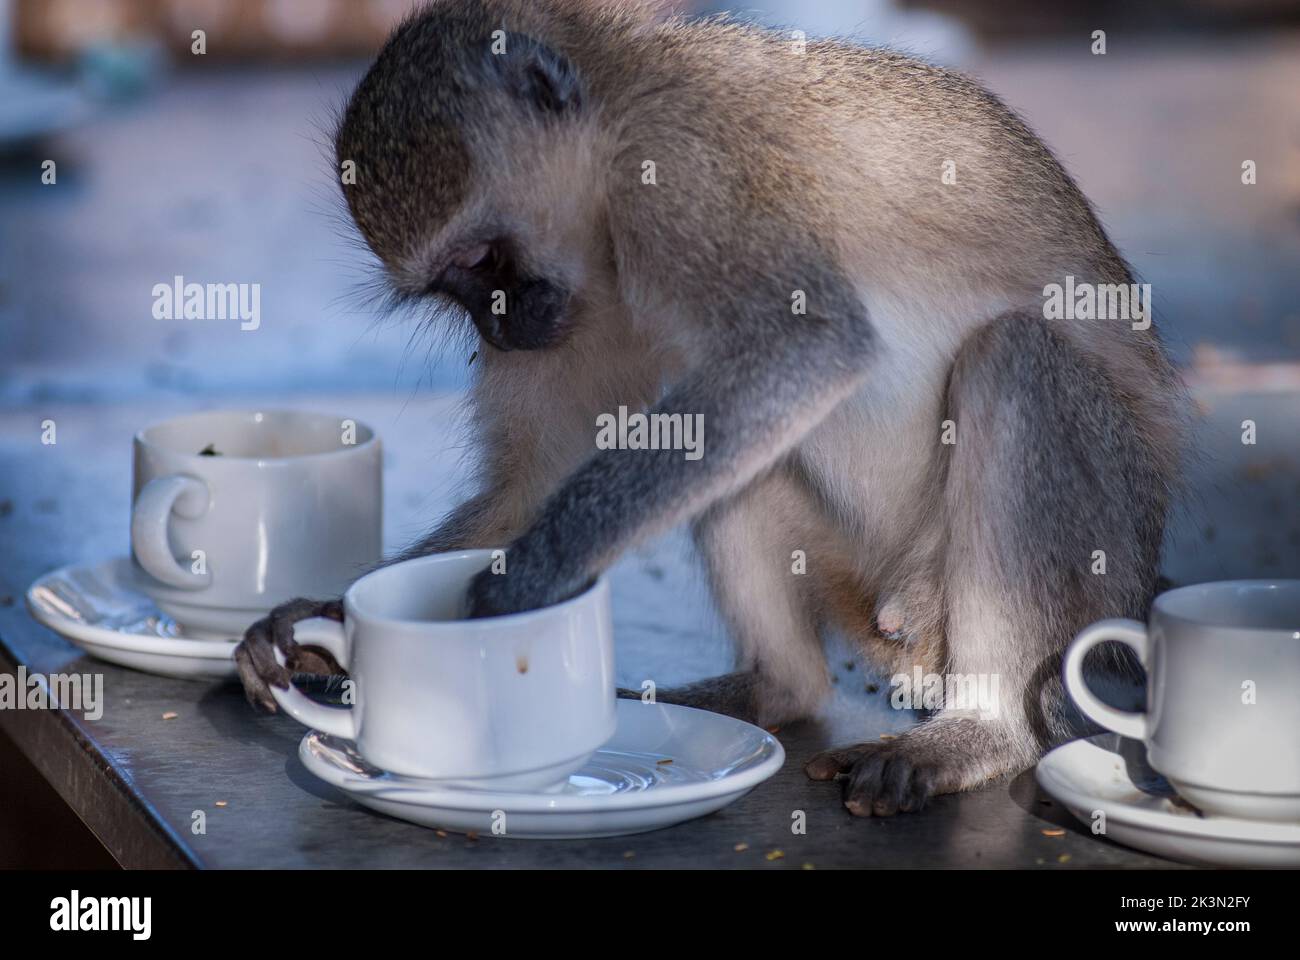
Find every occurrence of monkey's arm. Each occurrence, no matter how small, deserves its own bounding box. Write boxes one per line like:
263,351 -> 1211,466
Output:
467,260 -> 875,616
235,336 -> 655,709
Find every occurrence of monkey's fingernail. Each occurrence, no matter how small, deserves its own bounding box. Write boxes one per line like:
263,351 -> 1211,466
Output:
844,798 -> 873,818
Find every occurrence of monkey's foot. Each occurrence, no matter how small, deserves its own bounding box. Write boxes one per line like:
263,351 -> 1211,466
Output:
805,716 -> 1034,817
234,597 -> 346,713
804,739 -> 943,816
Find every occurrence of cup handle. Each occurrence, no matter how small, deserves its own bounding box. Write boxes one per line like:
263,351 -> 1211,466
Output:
268,617 -> 357,740
131,474 -> 213,590
1063,618 -> 1150,741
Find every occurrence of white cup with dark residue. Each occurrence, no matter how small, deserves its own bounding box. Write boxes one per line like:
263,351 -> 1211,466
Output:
131,409 -> 382,637
271,550 -> 617,791
1065,580 -> 1300,821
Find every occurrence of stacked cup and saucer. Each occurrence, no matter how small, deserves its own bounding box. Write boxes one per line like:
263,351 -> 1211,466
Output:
27,410 -> 782,838
1038,581 -> 1300,867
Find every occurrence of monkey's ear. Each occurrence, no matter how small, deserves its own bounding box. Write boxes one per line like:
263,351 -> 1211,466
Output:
486,32 -> 583,114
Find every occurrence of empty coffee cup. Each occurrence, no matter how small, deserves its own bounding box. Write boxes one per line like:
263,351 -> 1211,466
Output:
270,549 -> 616,791
1065,580 -> 1300,821
130,409 -> 382,636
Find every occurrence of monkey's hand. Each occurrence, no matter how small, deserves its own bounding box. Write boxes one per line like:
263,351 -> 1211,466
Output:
233,597 -> 346,712
464,540 -> 585,618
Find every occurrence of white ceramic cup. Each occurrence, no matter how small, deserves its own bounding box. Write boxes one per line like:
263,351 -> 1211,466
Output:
270,550 -> 617,791
130,409 -> 382,637
1065,580 -> 1300,821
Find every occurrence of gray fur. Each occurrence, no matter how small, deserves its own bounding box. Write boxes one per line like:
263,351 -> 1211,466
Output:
235,0 -> 1190,817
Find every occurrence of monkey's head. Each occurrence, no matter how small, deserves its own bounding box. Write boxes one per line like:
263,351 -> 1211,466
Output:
335,3 -> 605,353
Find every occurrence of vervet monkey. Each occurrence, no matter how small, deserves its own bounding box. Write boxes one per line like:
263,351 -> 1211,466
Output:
235,0 -> 1188,817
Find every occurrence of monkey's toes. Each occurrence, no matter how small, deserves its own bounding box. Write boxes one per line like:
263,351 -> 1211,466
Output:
233,644 -> 284,714
840,744 -> 938,817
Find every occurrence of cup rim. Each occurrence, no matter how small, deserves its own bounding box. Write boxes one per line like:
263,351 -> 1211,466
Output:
134,408 -> 378,465
344,549 -> 607,629
1153,579 -> 1300,634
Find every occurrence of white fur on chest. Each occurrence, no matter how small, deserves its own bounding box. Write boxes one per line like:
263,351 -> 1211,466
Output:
796,284 -> 1003,555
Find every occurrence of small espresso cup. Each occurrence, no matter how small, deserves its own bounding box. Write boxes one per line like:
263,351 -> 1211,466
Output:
270,550 -> 616,791
131,409 -> 382,637
1064,580 -> 1300,821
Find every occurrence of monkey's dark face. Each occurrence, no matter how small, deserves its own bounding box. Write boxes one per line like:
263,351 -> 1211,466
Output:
334,5 -> 589,354
431,238 -> 572,352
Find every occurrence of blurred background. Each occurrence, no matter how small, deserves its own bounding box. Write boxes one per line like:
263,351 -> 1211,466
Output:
1,0 -> 1298,574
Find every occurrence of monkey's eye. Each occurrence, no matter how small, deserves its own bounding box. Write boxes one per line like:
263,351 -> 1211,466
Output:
429,241 -> 505,298
451,244 -> 492,271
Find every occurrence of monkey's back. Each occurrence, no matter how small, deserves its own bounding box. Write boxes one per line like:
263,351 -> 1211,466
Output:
594,14 -> 1186,476
615,20 -> 1123,287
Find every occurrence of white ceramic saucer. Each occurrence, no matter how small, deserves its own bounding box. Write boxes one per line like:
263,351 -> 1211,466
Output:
26,557 -> 238,680
299,699 -> 785,839
1036,734 -> 1300,868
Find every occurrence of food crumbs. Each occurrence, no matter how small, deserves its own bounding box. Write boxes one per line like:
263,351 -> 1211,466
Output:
466,831 -> 479,841
435,830 -> 448,838
162,711 -> 178,720
878,733 -> 897,740
733,842 -> 749,852
766,726 -> 781,734
765,850 -> 784,861
214,801 -> 227,808
1041,828 -> 1066,837
657,758 -> 673,765
802,863 -> 815,871
623,851 -> 635,859
516,655 -> 529,674
1057,854 -> 1071,864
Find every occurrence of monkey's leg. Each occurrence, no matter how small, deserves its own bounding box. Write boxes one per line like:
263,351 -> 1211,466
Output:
617,465 -> 831,725
807,310 -> 1169,815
